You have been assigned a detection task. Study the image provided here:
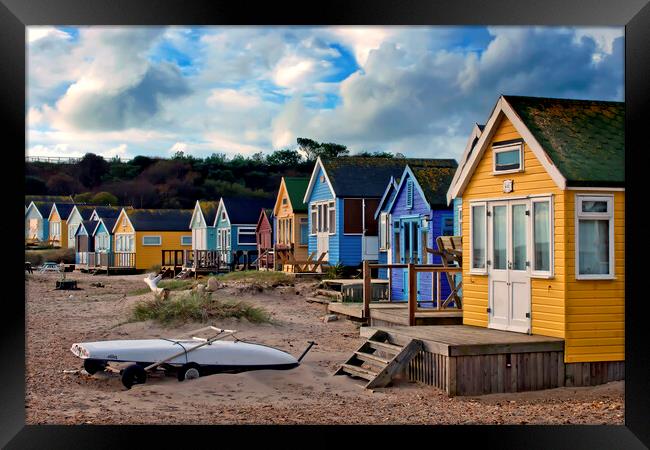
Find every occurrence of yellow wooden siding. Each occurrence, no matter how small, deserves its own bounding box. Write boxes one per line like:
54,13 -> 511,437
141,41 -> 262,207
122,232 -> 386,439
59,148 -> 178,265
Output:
48,209 -> 67,247
564,190 -> 624,363
461,115 -> 566,339
135,231 -> 192,270
275,183 -> 308,262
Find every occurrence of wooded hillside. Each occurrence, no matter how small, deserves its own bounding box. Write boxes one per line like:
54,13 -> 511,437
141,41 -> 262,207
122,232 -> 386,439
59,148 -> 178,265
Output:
25,139 -> 395,209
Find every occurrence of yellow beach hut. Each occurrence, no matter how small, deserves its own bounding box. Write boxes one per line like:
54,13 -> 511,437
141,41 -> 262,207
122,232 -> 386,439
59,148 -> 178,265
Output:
112,208 -> 193,271
447,95 -> 624,379
47,203 -> 76,248
273,177 -> 310,272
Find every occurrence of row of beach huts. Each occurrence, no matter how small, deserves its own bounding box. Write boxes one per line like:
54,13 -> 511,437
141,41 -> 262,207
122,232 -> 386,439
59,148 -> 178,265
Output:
25,95 -> 625,395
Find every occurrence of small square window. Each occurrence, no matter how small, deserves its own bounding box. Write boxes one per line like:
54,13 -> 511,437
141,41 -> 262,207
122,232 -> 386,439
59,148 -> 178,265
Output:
493,143 -> 523,173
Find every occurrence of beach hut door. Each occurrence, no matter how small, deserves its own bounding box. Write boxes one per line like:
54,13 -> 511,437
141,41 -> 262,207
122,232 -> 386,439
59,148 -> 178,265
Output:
488,200 -> 531,333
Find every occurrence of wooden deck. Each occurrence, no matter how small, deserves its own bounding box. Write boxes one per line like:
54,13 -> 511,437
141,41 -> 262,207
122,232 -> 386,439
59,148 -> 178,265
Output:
360,325 -> 564,356
369,305 -> 463,327
354,324 -> 622,396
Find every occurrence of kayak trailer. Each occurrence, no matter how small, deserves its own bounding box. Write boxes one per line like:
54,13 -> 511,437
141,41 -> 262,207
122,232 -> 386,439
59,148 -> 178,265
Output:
70,326 -> 317,389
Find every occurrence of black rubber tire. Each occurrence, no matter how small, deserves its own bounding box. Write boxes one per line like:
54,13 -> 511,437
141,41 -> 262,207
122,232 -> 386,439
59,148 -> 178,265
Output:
177,363 -> 202,382
121,364 -> 147,389
83,359 -> 106,375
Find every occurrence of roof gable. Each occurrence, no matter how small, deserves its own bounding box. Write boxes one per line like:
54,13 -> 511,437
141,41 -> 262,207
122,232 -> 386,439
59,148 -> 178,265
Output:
374,176 -> 399,219
306,156 -> 458,200
387,163 -> 456,214
446,123 -> 484,204
449,96 -> 569,199
283,177 -> 309,213
504,95 -> 624,187
303,158 -> 336,203
218,196 -> 275,225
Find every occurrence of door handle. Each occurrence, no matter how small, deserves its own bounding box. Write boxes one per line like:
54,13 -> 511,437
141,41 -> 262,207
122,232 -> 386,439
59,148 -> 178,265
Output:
507,261 -> 512,270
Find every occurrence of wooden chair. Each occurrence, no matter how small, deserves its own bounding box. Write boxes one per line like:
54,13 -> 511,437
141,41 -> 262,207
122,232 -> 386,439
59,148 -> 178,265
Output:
427,236 -> 463,309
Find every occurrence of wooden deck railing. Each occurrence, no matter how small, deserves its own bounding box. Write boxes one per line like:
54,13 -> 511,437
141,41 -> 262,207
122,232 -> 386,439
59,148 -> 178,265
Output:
362,260 -> 462,326
84,252 -> 136,269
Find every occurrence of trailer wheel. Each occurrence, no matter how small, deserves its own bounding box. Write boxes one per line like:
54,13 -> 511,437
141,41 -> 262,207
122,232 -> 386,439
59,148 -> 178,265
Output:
122,364 -> 147,389
177,363 -> 201,382
83,359 -> 106,375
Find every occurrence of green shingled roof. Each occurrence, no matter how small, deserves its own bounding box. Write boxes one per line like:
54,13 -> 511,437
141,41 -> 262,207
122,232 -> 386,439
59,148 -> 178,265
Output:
283,177 -> 309,213
411,164 -> 458,207
504,95 -> 624,187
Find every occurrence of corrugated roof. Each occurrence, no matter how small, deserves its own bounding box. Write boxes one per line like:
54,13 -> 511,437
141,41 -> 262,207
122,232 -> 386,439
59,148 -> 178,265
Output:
222,197 -> 275,224
321,157 -> 457,197
410,164 -> 458,207
504,95 -> 624,186
125,209 -> 193,231
283,177 -> 309,213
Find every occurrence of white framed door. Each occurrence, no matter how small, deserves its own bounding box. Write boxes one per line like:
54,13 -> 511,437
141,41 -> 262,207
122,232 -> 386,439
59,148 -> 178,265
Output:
316,203 -> 329,259
488,199 -> 531,333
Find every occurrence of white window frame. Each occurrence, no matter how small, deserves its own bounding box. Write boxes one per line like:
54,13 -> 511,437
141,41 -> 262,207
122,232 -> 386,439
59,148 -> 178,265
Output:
310,200 -> 336,235
299,218 -> 309,246
237,227 -> 256,245
181,235 -> 192,246
116,234 -> 134,252
50,221 -> 61,238
492,142 -> 524,175
379,212 -> 391,251
457,205 -> 463,235
575,194 -> 615,280
530,196 -> 554,278
469,201 -> 488,275
142,235 -> 162,246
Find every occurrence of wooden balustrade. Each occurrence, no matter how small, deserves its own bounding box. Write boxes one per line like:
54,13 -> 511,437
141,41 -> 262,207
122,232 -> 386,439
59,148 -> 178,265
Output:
362,261 -> 462,325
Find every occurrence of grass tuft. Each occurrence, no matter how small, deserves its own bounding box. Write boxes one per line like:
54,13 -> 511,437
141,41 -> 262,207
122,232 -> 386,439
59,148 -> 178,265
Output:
130,292 -> 271,325
216,270 -> 293,284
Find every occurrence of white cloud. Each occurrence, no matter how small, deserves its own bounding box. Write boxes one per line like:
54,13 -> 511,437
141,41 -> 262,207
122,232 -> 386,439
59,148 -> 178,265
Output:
27,26 -> 72,44
206,88 -> 262,109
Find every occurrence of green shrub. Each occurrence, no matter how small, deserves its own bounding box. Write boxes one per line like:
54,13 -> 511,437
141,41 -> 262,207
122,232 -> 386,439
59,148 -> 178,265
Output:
130,292 -> 271,325
325,262 -> 345,279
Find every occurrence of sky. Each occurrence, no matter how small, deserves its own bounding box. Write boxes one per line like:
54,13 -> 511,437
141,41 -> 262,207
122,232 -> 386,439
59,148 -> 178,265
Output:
26,26 -> 624,162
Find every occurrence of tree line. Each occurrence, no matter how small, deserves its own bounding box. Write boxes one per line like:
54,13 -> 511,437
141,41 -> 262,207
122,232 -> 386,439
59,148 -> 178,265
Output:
25,138 -> 396,209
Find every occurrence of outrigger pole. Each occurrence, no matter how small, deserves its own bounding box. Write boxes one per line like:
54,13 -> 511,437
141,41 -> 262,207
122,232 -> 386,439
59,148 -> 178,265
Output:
298,341 -> 317,362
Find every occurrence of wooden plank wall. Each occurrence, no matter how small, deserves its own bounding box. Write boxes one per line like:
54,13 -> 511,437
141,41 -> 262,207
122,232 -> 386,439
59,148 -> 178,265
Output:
405,349 -> 623,396
408,351 -> 448,392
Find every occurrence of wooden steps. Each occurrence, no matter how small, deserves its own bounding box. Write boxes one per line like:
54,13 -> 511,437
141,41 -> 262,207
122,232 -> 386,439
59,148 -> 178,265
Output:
334,330 -> 423,389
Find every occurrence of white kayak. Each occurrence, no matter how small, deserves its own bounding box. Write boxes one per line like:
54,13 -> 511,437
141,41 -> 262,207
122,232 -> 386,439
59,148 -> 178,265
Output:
71,339 -> 299,368
70,326 -> 316,389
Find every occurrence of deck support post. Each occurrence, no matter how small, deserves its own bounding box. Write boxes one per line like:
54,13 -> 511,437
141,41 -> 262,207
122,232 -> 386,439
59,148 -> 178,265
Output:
363,259 -> 371,319
408,263 -> 416,326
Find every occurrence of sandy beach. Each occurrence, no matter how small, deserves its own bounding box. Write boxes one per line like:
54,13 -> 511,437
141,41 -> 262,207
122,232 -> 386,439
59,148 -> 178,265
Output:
25,271 -> 623,425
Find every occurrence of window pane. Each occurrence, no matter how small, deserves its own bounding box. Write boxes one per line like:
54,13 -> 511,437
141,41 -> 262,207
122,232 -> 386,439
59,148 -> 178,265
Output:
579,219 -> 610,275
533,202 -> 550,272
300,222 -> 308,245
582,200 -> 608,213
394,225 -> 401,262
143,236 -> 160,245
471,206 -> 486,269
512,204 -> 527,270
311,207 -> 317,234
403,221 -> 411,261
412,222 -> 420,263
379,214 -> 387,248
329,207 -> 335,233
495,149 -> 520,170
493,205 -> 507,270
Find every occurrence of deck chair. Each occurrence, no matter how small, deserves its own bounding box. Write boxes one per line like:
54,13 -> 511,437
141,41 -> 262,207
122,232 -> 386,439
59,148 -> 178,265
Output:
306,251 -> 328,273
427,236 -> 463,309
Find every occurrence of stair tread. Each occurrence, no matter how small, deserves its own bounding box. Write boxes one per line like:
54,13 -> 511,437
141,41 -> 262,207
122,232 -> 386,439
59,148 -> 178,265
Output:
367,340 -> 403,352
354,352 -> 391,365
340,363 -> 378,380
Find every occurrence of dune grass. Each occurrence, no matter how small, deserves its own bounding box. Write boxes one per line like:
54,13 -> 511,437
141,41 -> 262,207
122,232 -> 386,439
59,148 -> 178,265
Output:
130,292 -> 271,325
215,270 -> 293,284
128,278 -> 195,296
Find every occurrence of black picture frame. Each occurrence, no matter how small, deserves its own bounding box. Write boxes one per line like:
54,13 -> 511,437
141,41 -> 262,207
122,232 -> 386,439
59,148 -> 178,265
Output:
3,0 -> 649,447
